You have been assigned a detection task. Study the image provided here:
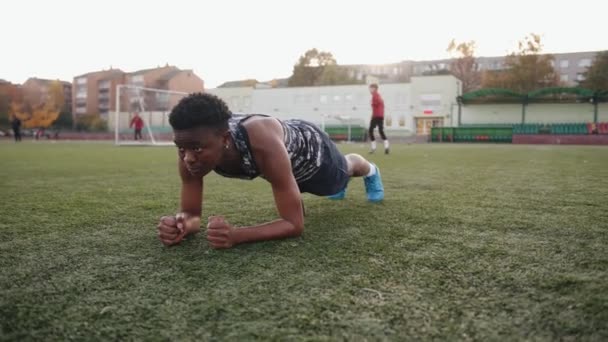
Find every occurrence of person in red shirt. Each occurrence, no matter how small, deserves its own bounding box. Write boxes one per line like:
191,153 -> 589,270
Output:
130,113 -> 144,140
368,84 -> 389,154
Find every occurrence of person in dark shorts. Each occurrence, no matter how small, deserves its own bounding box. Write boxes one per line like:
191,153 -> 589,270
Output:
157,93 -> 385,249
11,115 -> 22,142
368,83 -> 389,154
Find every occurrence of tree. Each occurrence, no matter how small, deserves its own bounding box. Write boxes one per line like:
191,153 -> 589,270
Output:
482,33 -> 559,93
47,81 -> 65,112
288,48 -> 360,87
317,65 -> 363,86
579,51 -> 608,91
447,39 -> 481,93
9,99 -> 60,129
0,82 -> 23,128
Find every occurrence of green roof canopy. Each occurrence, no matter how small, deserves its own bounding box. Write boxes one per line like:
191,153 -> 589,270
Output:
459,87 -> 608,104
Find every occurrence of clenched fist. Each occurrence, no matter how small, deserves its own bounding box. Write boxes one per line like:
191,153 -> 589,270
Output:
157,213 -> 201,246
206,216 -> 236,249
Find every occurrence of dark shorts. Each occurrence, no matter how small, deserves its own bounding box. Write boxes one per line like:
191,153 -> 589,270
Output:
297,131 -> 349,197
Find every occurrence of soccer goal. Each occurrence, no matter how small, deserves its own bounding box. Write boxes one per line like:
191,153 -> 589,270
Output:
112,85 -> 188,146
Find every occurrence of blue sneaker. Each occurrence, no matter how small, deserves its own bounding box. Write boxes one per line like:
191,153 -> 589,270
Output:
364,164 -> 384,202
327,188 -> 346,200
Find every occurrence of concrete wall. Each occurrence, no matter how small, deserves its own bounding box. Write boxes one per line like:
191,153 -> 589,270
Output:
410,75 -> 461,128
207,76 -> 460,134
461,103 -> 604,125
250,84 -> 410,129
206,87 -> 254,113
461,104 -> 522,125
526,104 -> 594,123
108,111 -> 171,133
599,103 -> 608,122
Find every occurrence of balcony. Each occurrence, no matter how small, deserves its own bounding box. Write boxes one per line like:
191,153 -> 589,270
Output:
98,80 -> 111,90
98,103 -> 110,111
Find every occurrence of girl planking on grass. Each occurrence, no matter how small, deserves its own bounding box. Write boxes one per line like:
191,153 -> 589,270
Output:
157,93 -> 384,249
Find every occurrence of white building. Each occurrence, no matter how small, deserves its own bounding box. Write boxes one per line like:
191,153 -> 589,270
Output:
208,75 -> 461,135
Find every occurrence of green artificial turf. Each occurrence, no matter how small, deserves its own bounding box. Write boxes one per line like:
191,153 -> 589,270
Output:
1,141 -> 607,341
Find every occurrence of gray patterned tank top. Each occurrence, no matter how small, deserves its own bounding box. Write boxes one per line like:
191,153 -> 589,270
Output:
214,114 -> 324,184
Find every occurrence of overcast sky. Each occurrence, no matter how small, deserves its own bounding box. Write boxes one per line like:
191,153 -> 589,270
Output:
1,0 -> 605,88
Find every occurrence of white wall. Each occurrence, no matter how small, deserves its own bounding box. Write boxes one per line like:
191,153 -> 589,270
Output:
410,75 -> 461,128
526,104 -> 594,123
250,84 -> 411,129
461,104 -> 522,125
205,76 -> 461,133
461,103 -> 601,125
108,111 -> 170,132
598,103 -> 608,122
206,87 -> 254,113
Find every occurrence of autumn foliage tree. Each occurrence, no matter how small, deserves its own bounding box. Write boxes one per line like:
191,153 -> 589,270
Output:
9,80 -> 63,129
482,34 -> 559,93
0,82 -> 23,128
447,39 -> 481,93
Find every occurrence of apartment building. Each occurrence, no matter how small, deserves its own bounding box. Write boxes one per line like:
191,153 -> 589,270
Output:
73,69 -> 125,118
73,65 -> 204,118
341,50 -> 602,88
124,65 -> 204,112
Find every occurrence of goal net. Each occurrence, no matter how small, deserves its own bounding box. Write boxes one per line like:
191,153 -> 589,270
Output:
111,85 -> 188,146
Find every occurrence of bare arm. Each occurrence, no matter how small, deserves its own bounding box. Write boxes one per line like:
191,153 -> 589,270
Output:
230,119 -> 304,244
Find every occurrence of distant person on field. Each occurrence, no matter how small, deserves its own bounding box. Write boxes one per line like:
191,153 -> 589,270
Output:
130,113 -> 144,140
156,93 -> 385,249
368,83 -> 389,154
11,115 -> 22,142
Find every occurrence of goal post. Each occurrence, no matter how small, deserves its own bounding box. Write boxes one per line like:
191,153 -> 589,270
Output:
112,85 -> 188,146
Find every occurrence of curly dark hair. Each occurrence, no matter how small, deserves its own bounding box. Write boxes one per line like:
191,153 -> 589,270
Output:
169,92 -> 232,131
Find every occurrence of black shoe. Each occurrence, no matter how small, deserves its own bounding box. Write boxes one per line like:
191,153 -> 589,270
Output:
385,148 -> 390,155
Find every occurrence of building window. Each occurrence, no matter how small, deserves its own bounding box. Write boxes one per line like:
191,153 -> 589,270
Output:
576,73 -> 586,81
333,95 -> 342,103
578,58 -> 592,67
560,60 -> 569,68
76,107 -> 86,114
393,67 -> 399,75
129,75 -> 144,84
560,74 -> 569,82
76,88 -> 87,99
76,77 -> 87,85
550,60 -> 555,68
98,80 -> 110,89
320,95 -> 328,104
345,94 -> 354,102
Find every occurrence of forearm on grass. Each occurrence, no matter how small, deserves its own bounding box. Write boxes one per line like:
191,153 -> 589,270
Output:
233,219 -> 303,245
